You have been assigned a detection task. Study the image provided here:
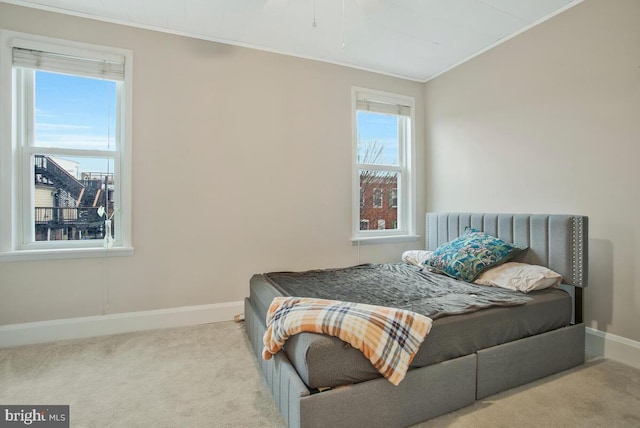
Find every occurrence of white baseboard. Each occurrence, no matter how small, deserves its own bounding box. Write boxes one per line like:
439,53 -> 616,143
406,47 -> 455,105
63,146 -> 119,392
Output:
586,327 -> 640,370
0,300 -> 244,348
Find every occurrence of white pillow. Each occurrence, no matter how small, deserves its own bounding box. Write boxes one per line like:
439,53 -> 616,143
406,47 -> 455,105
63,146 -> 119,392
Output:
473,262 -> 562,293
402,250 -> 433,268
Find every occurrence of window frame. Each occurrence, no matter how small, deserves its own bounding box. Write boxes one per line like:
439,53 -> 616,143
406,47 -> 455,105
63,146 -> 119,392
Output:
0,30 -> 133,261
351,87 -> 417,244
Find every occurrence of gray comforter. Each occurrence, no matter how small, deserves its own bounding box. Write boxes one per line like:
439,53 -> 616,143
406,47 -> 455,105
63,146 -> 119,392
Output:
264,263 -> 531,320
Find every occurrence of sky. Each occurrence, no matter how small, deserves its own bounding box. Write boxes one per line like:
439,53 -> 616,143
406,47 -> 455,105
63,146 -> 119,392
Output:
357,111 -> 399,166
35,71 -> 117,175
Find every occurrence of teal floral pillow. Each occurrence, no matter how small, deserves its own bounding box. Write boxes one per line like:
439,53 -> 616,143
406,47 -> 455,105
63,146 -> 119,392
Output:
425,228 -> 527,282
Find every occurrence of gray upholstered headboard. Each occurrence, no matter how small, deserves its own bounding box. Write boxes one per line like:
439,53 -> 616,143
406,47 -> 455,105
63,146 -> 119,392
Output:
425,213 -> 588,288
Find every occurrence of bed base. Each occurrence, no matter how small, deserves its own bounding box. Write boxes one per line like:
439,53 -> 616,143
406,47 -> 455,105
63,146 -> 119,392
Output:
245,297 -> 584,427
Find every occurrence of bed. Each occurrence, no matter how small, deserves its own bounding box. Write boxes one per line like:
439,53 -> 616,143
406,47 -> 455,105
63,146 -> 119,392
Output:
244,212 -> 588,427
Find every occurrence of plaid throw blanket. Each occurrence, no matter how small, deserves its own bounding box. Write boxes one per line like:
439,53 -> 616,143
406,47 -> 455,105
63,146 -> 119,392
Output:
262,297 -> 433,386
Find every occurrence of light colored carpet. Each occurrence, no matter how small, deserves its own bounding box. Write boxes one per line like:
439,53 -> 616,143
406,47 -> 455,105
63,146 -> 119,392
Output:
1,321 -> 639,427
0,321 -> 282,427
418,353 -> 640,428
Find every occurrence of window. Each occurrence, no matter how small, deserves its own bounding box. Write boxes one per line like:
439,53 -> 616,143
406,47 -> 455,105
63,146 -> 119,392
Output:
352,87 -> 415,243
0,31 -> 133,260
389,188 -> 398,208
373,188 -> 383,208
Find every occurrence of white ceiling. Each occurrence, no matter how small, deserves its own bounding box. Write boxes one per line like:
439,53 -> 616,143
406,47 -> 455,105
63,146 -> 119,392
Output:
3,0 -> 581,82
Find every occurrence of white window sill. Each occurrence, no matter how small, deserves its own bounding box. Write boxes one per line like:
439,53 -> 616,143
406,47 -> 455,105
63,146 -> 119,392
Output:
0,246 -> 134,262
351,234 -> 420,245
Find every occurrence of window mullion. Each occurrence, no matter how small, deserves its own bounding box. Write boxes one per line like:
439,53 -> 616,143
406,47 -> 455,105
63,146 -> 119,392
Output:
25,146 -> 117,159
357,164 -> 402,173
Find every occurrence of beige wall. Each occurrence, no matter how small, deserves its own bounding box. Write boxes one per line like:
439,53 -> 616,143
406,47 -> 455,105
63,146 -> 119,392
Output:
425,0 -> 640,341
0,3 -> 425,325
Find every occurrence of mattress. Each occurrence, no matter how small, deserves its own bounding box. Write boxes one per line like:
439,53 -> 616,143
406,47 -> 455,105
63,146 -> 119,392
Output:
263,263 -> 531,319
249,269 -> 572,389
